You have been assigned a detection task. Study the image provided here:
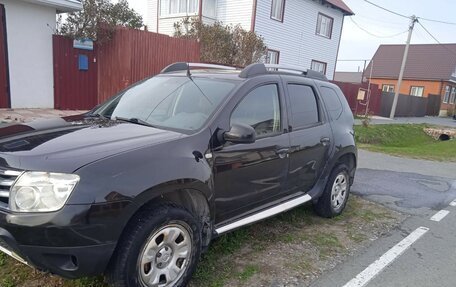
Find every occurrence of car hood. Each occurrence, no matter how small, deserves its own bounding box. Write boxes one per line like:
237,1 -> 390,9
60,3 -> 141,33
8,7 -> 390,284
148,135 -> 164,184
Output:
0,115 -> 185,173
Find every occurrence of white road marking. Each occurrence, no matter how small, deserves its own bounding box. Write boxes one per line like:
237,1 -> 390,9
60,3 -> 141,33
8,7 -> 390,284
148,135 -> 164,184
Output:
449,199 -> 456,207
430,210 -> 450,222
342,226 -> 429,287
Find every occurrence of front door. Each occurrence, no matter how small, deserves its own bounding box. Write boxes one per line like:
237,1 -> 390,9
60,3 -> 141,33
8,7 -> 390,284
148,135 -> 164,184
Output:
213,83 -> 290,224
0,5 -> 9,108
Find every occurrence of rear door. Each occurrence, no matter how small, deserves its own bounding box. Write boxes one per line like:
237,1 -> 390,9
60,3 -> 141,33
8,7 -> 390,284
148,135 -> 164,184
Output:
0,5 -> 9,108
212,77 -> 291,224
283,77 -> 332,193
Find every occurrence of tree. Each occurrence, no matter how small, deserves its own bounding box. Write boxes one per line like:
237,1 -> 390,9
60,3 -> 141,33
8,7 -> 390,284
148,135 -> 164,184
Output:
174,18 -> 266,68
58,0 -> 143,42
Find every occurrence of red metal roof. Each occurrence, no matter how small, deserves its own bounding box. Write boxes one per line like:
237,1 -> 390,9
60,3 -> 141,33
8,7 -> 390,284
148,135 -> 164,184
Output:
367,44 -> 456,81
324,0 -> 354,15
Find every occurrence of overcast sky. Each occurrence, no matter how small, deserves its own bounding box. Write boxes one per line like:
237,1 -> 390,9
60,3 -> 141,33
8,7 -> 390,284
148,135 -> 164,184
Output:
127,0 -> 456,72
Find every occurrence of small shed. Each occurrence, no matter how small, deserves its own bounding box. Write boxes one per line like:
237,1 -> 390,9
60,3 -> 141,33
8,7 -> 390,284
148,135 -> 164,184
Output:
0,0 -> 82,108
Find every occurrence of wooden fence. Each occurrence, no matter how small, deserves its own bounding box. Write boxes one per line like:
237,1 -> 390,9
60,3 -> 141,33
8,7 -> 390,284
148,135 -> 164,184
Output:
53,28 -> 200,110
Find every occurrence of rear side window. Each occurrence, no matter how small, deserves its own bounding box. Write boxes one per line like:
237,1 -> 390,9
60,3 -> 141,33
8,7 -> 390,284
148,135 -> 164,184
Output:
320,87 -> 343,120
231,84 -> 281,137
287,84 -> 319,128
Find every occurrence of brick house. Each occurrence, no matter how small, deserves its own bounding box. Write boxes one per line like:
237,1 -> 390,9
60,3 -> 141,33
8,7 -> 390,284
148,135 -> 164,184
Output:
366,44 -> 456,116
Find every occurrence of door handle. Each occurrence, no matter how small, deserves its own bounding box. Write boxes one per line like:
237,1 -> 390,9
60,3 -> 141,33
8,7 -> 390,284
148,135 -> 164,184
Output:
276,148 -> 290,159
320,137 -> 330,146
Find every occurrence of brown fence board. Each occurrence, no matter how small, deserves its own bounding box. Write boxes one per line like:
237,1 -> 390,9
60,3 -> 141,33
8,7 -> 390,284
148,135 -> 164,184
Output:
379,92 -> 428,117
98,28 -> 200,103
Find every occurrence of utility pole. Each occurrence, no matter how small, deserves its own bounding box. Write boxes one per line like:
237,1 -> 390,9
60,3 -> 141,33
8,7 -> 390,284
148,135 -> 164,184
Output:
390,15 -> 418,119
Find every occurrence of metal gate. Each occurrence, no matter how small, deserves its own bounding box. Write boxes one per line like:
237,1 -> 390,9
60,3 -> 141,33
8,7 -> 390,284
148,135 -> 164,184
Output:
53,35 -> 98,110
0,5 -> 10,108
426,94 -> 441,116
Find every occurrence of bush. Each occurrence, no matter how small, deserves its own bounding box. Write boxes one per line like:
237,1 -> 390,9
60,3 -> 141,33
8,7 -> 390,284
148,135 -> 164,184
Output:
174,17 -> 267,67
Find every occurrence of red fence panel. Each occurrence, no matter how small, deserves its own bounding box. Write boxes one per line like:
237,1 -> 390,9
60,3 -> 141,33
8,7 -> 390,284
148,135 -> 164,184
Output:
97,28 -> 200,103
331,81 -> 382,116
53,35 -> 98,110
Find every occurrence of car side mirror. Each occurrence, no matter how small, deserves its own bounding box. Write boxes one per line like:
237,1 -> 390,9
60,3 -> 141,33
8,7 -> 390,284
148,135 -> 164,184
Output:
224,123 -> 256,144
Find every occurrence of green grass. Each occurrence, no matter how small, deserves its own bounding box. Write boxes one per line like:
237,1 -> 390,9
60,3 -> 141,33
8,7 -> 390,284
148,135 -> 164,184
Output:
237,265 -> 259,281
354,124 -> 456,162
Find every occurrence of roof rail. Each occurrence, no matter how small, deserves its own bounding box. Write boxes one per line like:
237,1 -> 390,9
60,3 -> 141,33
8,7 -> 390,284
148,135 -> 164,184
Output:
161,62 -> 237,74
265,64 -> 328,81
239,63 -> 328,81
238,63 -> 268,78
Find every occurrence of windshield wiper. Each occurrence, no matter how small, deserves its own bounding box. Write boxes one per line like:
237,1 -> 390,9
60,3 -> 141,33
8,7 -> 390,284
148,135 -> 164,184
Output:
113,116 -> 156,128
86,112 -> 109,120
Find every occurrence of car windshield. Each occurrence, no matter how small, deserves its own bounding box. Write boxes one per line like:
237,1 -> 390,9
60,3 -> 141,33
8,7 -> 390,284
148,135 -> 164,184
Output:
91,76 -> 237,132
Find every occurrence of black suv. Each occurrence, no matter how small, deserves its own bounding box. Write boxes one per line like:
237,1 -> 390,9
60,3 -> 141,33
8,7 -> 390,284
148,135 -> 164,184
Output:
0,63 -> 356,286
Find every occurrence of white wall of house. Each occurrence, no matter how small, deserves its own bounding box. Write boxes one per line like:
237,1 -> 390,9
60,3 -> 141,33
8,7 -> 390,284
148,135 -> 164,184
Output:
216,0 -> 253,31
146,0 -> 345,80
147,0 -> 158,32
255,0 -> 344,80
147,0 -> 254,35
0,0 -> 56,108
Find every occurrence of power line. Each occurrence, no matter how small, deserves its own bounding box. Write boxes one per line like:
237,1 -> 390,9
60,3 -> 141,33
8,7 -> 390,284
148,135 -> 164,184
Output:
362,1 -> 456,26
349,17 -> 408,39
417,21 -> 456,58
363,0 -> 410,19
419,17 -> 456,26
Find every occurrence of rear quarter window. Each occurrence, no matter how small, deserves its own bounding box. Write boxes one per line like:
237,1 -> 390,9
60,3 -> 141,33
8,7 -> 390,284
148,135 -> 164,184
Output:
320,86 -> 343,120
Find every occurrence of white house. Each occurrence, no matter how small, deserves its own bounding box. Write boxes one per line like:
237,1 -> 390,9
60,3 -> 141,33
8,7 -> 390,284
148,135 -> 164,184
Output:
146,0 -> 353,80
0,0 -> 82,109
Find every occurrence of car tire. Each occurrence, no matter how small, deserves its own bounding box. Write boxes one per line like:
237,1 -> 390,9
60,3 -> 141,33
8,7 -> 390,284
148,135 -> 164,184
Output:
106,204 -> 201,287
314,164 -> 350,218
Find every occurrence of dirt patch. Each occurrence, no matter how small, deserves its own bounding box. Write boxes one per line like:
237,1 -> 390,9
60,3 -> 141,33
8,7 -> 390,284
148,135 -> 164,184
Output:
189,195 -> 406,287
0,196 -> 405,287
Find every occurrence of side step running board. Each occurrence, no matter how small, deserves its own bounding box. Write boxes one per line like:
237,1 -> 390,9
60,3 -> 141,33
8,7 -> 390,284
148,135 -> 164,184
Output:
215,194 -> 312,235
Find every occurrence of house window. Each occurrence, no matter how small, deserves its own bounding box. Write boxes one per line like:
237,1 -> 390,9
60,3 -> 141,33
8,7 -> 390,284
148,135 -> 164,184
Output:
311,60 -> 327,75
270,0 -> 285,22
443,86 -> 451,103
316,13 -> 333,38
382,84 -> 395,93
450,87 -> 456,104
266,50 -> 280,64
160,0 -> 199,16
410,86 -> 424,97
203,0 -> 216,18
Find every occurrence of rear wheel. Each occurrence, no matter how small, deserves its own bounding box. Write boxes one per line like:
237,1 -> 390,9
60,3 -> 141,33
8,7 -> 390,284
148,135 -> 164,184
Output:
107,204 -> 201,287
314,164 -> 350,218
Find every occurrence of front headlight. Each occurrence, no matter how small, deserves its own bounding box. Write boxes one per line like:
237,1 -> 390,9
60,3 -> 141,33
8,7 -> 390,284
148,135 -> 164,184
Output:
9,172 -> 80,212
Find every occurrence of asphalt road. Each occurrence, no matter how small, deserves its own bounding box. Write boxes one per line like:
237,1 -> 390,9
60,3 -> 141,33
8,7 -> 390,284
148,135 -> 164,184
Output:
311,149 -> 456,287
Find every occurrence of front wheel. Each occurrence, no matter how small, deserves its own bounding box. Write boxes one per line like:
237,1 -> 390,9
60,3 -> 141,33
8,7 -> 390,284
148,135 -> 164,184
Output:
314,164 -> 350,218
107,204 -> 201,287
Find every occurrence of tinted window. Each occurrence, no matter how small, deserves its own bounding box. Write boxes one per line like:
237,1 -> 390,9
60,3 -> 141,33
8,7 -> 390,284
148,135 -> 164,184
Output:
287,84 -> 319,128
320,87 -> 343,120
231,84 -> 281,137
92,76 -> 236,132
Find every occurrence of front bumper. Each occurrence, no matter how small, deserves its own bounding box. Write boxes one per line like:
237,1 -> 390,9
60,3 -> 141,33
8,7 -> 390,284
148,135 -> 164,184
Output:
0,202 -> 128,278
